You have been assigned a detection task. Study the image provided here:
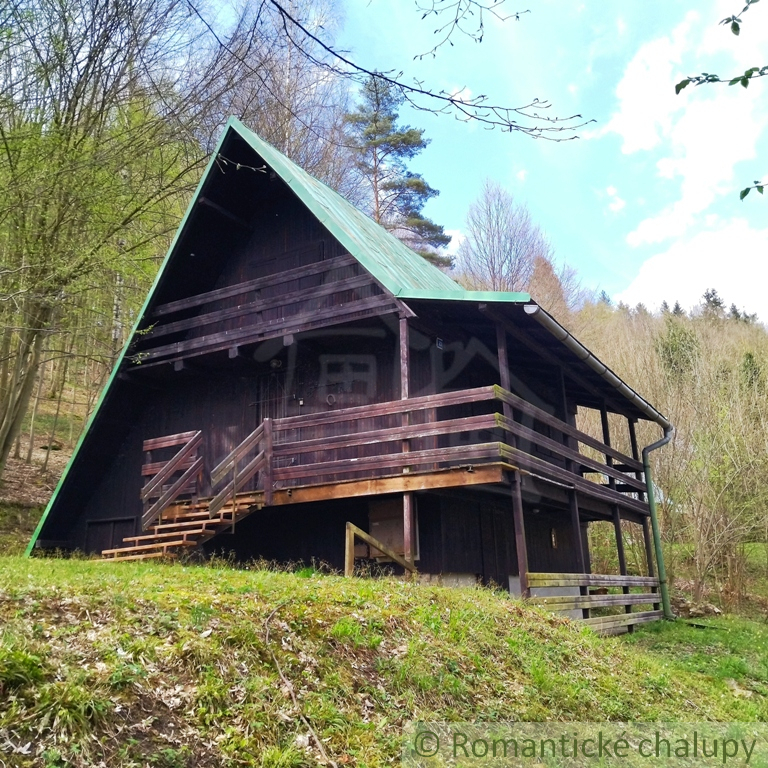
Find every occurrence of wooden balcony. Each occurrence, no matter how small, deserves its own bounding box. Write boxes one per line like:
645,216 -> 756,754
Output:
262,384 -> 648,517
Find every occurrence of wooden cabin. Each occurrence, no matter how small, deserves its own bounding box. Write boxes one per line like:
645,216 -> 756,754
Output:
27,118 -> 672,633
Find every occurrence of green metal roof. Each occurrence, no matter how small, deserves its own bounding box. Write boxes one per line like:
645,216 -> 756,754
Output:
232,118 -> 530,303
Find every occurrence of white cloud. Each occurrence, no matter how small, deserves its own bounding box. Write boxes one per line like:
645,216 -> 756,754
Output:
516,169 -> 528,182
606,185 -> 626,212
597,3 -> 768,248
444,229 -> 465,256
626,89 -> 765,246
594,13 -> 698,153
616,219 -> 768,319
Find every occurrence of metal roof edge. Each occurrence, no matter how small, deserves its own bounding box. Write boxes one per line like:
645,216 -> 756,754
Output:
398,289 -> 532,303
522,304 -> 672,429
25,122 -> 235,556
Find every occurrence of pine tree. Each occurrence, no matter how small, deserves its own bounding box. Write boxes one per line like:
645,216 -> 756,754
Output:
703,288 -> 725,314
672,301 -> 685,316
660,300 -> 670,314
346,77 -> 451,266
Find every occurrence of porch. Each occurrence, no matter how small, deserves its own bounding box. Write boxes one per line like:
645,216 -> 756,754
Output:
101,382 -> 663,631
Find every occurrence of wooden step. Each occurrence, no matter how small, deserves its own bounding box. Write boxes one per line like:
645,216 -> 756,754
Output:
122,529 -> 207,544
102,540 -> 197,557
150,518 -> 226,533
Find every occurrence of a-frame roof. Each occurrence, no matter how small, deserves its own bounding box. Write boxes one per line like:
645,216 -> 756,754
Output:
26,118 -> 670,555
230,118 -> 529,303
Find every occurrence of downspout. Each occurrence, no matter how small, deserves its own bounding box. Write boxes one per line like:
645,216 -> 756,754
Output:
642,426 -> 675,620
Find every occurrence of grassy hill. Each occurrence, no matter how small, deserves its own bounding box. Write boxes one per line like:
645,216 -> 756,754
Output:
2,555 -> 768,768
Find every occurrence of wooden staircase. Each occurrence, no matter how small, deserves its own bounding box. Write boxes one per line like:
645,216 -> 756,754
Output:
102,424 -> 272,562
100,497 -> 263,561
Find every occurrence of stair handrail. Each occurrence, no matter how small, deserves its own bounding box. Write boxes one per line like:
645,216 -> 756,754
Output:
208,419 -> 273,518
141,430 -> 203,529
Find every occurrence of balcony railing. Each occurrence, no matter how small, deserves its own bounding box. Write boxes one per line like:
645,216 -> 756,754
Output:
264,384 -> 648,515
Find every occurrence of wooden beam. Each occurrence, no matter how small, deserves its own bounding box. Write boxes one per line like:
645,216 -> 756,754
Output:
269,464 -> 506,505
496,324 -> 512,417
152,253 -> 355,317
198,196 -> 251,229
345,522 -> 417,575
529,592 -> 661,610
482,306 -> 630,417
273,442 -> 504,481
134,294 -> 398,364
511,470 -> 529,597
526,572 -> 659,588
144,274 -> 375,341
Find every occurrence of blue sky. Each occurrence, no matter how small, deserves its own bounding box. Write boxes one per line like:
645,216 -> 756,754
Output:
338,0 -> 768,317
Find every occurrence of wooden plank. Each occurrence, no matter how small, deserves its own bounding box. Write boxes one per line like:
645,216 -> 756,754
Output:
583,610 -> 664,628
269,464 -> 506,505
346,523 -> 417,573
275,386 -> 498,430
211,424 -> 264,485
272,413 -> 500,456
526,572 -> 659,588
498,415 -> 646,492
272,442 -> 503,481
529,592 -> 661,610
152,253 -> 355,316
494,387 -> 643,471
136,294 -> 397,362
142,457 -> 204,529
141,432 -> 202,500
499,444 -> 649,516
122,530 -> 206,543
145,274 -> 375,340
142,430 -> 199,452
208,451 -> 265,517
102,539 -> 197,555
142,457 -> 197,476
103,552 -> 178,563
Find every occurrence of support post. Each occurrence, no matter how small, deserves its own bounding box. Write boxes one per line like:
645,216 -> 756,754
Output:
399,316 -> 409,401
613,506 -> 632,619
511,470 -> 529,597
570,490 -> 586,572
262,417 -> 273,507
403,492 -> 414,564
496,325 -> 512,415
628,418 -> 646,501
600,404 -> 616,490
399,316 -> 414,561
345,522 -> 355,577
569,489 -> 589,618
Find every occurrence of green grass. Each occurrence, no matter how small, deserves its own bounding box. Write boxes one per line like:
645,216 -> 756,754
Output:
0,557 -> 766,767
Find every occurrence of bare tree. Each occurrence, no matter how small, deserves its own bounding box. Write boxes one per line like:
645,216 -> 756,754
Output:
454,180 -> 552,292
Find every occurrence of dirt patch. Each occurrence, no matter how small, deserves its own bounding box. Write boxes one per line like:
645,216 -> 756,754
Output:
0,445 -> 69,507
